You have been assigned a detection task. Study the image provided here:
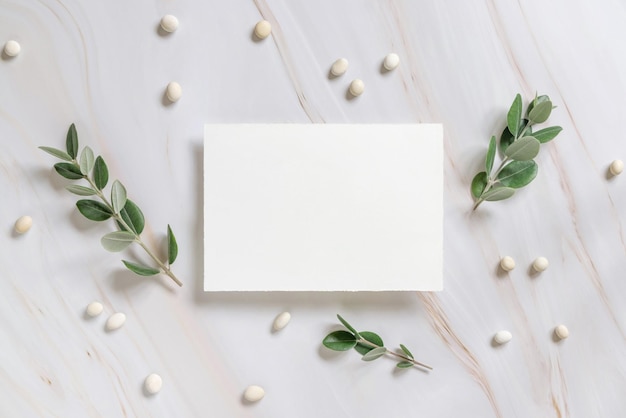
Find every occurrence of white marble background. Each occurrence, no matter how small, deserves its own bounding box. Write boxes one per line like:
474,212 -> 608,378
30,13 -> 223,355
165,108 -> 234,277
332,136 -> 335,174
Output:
1,0 -> 625,417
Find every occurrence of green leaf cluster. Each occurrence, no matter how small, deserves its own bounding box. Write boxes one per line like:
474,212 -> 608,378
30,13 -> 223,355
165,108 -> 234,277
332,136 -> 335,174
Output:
39,124 -> 182,286
322,314 -> 430,371
471,93 -> 562,210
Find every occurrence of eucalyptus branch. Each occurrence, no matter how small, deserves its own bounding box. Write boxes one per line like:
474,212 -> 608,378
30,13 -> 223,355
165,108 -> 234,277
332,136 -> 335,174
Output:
40,123 -> 182,287
471,93 -> 563,210
322,314 -> 432,371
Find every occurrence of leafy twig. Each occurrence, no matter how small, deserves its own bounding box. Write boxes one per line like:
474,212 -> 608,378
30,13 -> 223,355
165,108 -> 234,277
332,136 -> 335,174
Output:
40,124 -> 182,286
471,93 -> 562,210
322,314 -> 432,371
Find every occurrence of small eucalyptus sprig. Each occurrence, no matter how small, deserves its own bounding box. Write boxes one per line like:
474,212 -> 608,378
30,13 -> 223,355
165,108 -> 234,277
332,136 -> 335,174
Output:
39,124 -> 182,287
322,314 -> 432,371
471,93 -> 562,210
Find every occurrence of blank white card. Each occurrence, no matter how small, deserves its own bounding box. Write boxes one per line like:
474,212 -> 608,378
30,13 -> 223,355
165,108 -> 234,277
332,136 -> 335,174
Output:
204,124 -> 443,291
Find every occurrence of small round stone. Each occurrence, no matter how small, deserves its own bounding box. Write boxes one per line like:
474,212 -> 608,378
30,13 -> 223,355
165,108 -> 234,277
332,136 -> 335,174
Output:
533,256 -> 549,272
272,311 -> 291,331
243,385 -> 265,402
554,324 -> 569,340
105,312 -> 126,331
85,301 -> 103,317
493,330 -> 512,345
330,58 -> 349,77
254,20 -> 272,39
383,53 -> 400,71
4,40 -> 21,57
160,15 -> 179,33
144,373 -> 163,395
14,216 -> 33,234
349,79 -> 365,97
500,256 -> 515,272
166,81 -> 182,102
610,159 -> 623,176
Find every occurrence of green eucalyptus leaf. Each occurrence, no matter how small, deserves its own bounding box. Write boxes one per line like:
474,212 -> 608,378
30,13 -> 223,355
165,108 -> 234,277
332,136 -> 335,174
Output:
533,126 -> 562,143
482,187 -> 515,202
399,344 -> 414,359
122,260 -> 160,276
54,163 -> 83,180
76,199 -> 112,221
499,121 -> 531,154
101,231 -> 136,252
497,161 -> 538,188
361,346 -> 387,362
322,330 -> 357,351
167,224 -> 178,264
507,94 -> 523,137
117,199 -> 145,234
471,172 -> 488,199
111,180 -> 127,214
93,156 -> 109,190
396,361 -> 413,369
39,146 -> 72,161
504,136 -> 540,161
336,314 -> 360,338
528,100 -> 553,124
355,331 -> 384,355
79,146 -> 95,175
485,136 -> 496,174
65,185 -> 97,196
527,94 -> 550,116
66,123 -> 78,159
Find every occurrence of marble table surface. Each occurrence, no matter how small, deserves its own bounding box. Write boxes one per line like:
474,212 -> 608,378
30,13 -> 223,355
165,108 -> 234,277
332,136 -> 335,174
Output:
1,0 -> 625,417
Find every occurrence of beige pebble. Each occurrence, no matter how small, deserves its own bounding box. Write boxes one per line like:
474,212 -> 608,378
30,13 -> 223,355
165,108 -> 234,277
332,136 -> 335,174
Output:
349,79 -> 365,97
554,325 -> 569,340
144,373 -> 163,394
383,53 -> 400,71
166,82 -> 182,102
244,385 -> 265,402
610,160 -> 623,176
85,301 -> 103,317
4,40 -> 20,57
330,58 -> 349,77
105,312 -> 126,331
254,20 -> 272,39
160,15 -> 179,33
533,256 -> 549,272
272,311 -> 291,331
500,256 -> 515,272
493,330 -> 512,345
14,216 -> 33,234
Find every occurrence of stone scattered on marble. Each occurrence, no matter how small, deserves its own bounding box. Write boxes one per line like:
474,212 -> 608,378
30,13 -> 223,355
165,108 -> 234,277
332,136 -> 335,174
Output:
349,79 -> 365,97
272,311 -> 291,331
610,159 -> 623,176
14,215 -> 32,234
330,58 -> 349,77
554,324 -> 569,340
144,373 -> 163,395
500,256 -> 515,272
532,256 -> 549,272
4,40 -> 20,57
166,82 -> 182,102
243,385 -> 265,402
493,330 -> 512,345
105,312 -> 126,331
254,20 -> 272,39
383,53 -> 400,71
85,301 -> 103,317
160,15 -> 179,33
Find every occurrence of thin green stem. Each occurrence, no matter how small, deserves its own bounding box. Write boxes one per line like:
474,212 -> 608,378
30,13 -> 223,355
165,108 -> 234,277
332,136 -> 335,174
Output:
357,338 -> 432,370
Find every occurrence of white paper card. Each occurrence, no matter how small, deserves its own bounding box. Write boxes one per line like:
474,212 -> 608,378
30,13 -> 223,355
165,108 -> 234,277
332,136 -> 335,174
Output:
204,124 -> 443,291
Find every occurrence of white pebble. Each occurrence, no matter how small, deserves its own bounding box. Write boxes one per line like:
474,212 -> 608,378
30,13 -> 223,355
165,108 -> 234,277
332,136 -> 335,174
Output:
4,40 -> 20,57
85,301 -> 103,317
166,81 -> 182,102
554,324 -> 569,340
254,20 -> 272,39
500,256 -> 515,272
272,311 -> 291,331
14,215 -> 32,234
144,373 -> 163,395
493,330 -> 512,345
105,312 -> 126,331
160,15 -> 179,33
349,79 -> 365,97
243,385 -> 265,402
610,159 -> 623,176
533,256 -> 549,272
330,58 -> 349,77
383,53 -> 400,71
